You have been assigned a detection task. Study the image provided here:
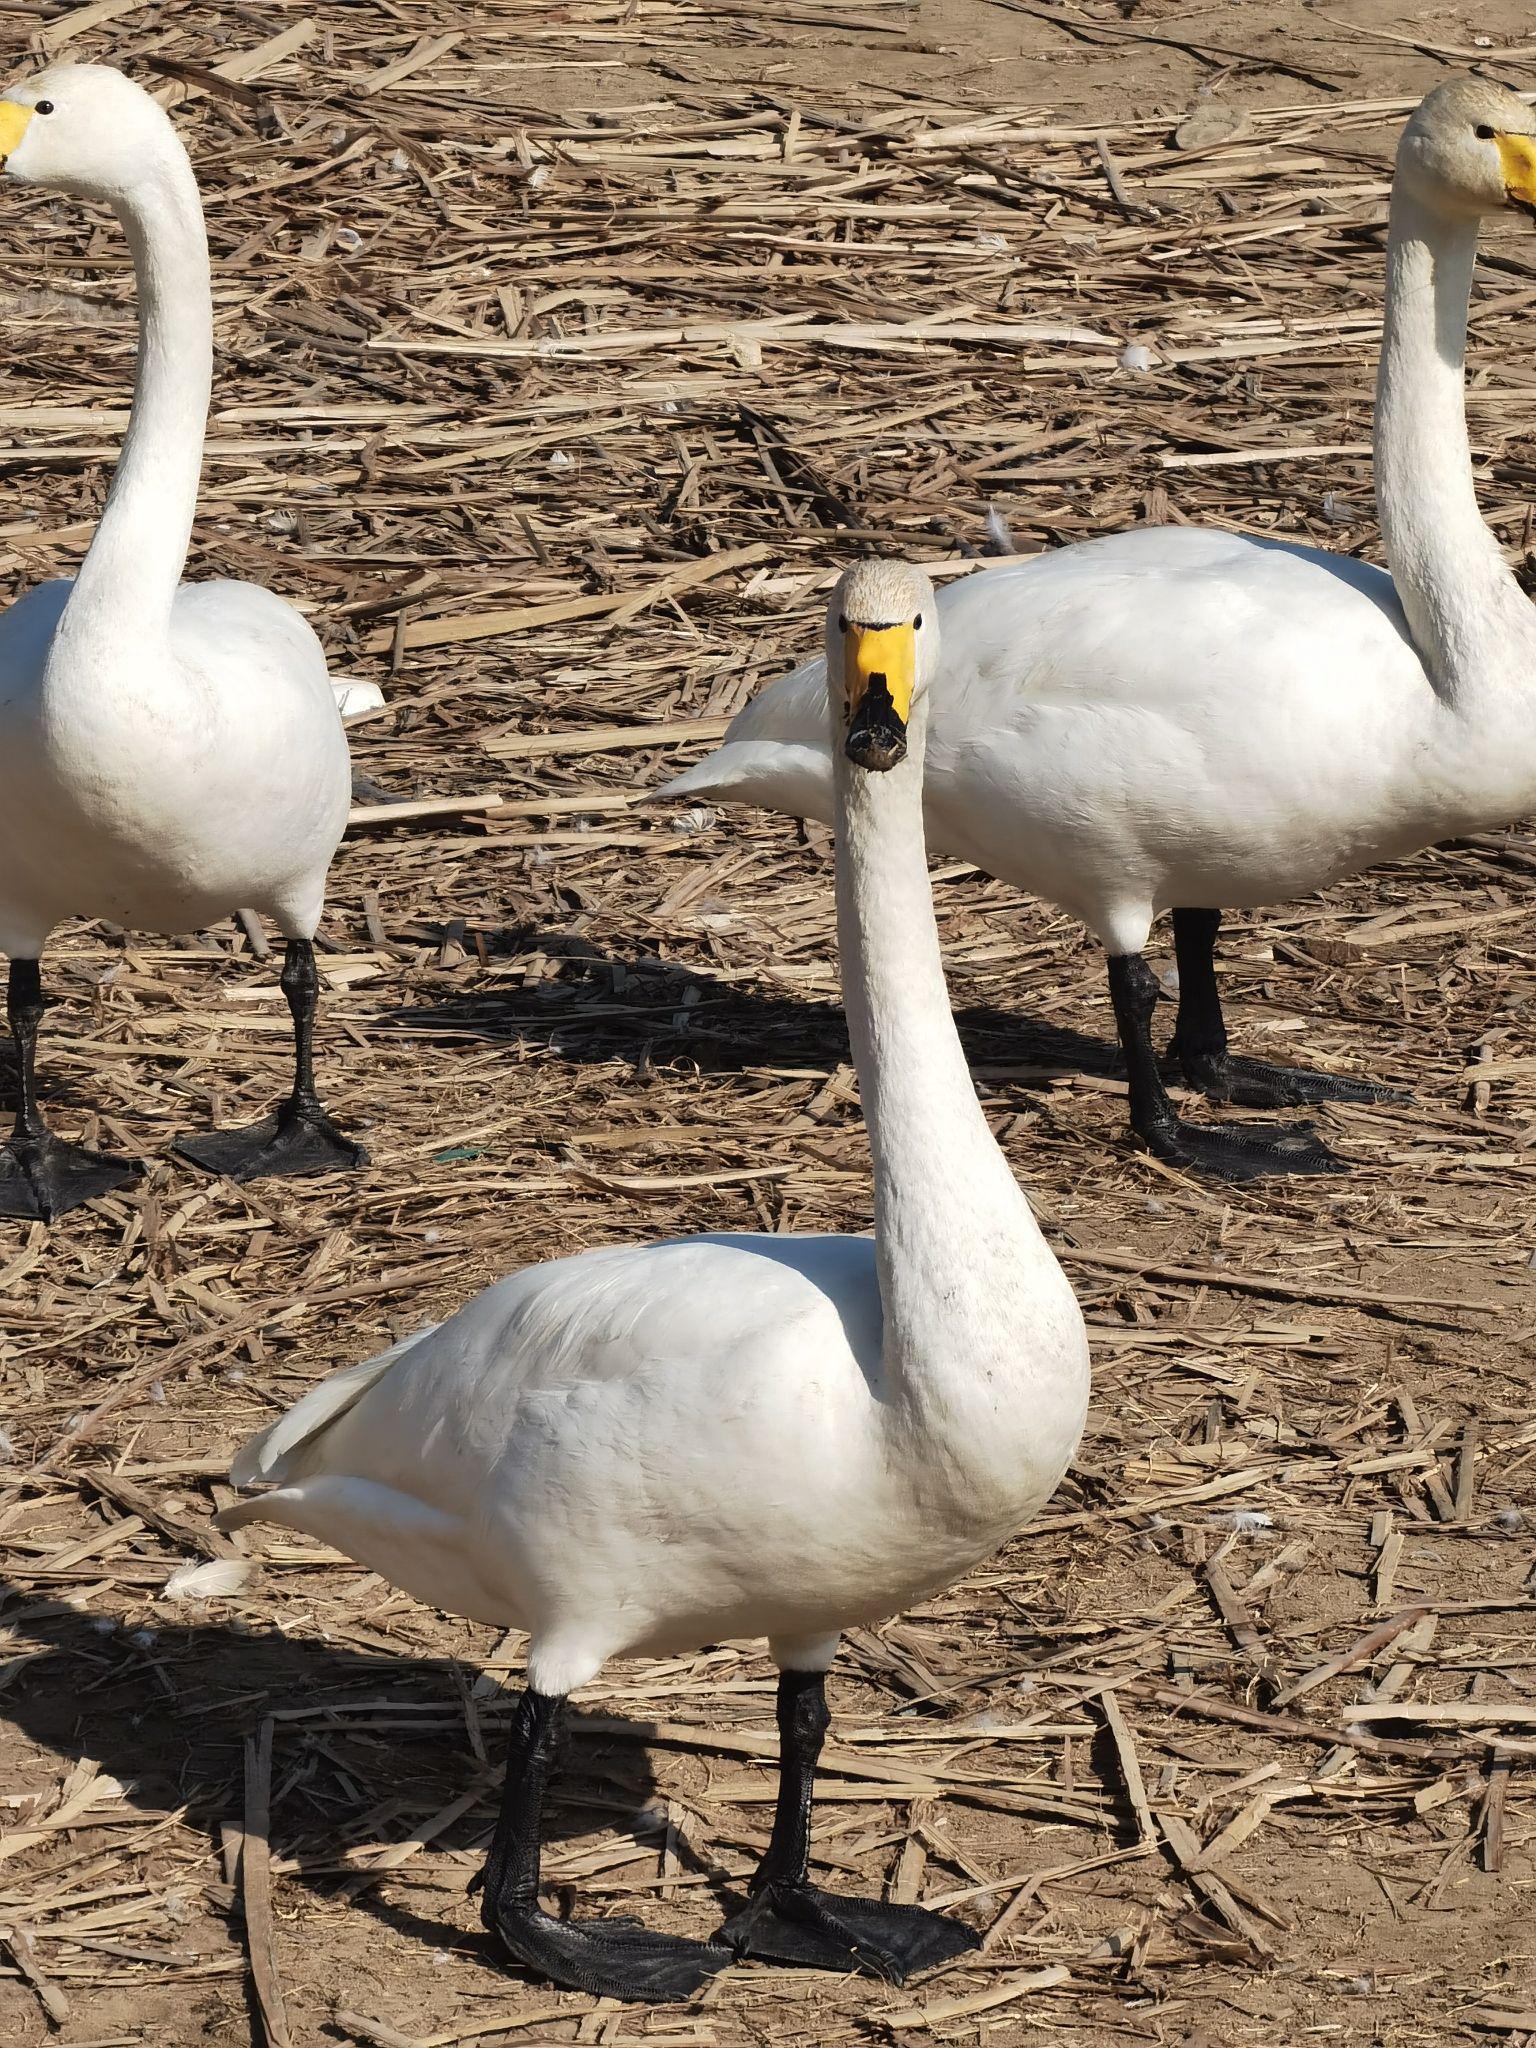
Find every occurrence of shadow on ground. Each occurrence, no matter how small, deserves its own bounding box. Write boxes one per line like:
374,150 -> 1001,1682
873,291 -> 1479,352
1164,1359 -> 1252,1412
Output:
0,1582 -> 672,1973
373,930 -> 1125,1085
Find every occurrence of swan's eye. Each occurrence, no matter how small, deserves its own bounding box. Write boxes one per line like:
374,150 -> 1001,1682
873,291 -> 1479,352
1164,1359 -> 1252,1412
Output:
837,613 -> 848,634
913,614 -> 923,630
1476,123 -> 1495,140
34,100 -> 53,116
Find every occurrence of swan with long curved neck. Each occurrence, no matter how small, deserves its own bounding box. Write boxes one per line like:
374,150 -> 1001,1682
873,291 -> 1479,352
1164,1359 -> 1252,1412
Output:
664,80 -> 1536,1182
0,64 -> 366,1219
218,561 -> 1090,2003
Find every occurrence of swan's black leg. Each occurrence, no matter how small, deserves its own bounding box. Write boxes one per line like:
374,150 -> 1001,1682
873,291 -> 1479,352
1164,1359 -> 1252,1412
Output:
174,939 -> 367,1182
1108,950 -> 1346,1180
0,959 -> 138,1221
1169,907 -> 1404,1109
478,1686 -> 728,2002
716,1669 -> 979,1983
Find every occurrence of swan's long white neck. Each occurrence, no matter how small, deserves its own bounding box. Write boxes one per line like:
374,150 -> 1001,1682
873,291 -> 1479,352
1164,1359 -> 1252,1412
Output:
56,149 -> 211,654
831,691 -> 1053,1405
1374,183 -> 1535,696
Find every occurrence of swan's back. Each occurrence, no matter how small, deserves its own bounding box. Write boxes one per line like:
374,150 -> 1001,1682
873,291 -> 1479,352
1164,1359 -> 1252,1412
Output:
933,528 -> 1411,715
220,1234 -> 901,1653
171,579 -> 332,702
0,575 -> 336,724
231,1233 -> 885,1505
665,526 -> 1421,822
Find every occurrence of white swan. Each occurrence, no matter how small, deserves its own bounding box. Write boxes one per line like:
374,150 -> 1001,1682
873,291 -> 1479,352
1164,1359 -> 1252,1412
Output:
664,80 -> 1536,1183
219,561 -> 1090,2004
0,65 -> 366,1221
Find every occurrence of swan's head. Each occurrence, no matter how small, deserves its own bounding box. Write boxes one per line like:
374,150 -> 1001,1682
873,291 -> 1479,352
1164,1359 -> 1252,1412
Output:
0,65 -> 182,202
1397,78 -> 1536,222
827,559 -> 938,774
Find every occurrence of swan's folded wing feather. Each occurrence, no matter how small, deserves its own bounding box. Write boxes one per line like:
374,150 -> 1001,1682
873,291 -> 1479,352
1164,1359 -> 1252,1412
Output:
222,1235 -> 881,1519
658,653 -> 834,819
171,579 -> 338,709
931,529 -> 1414,718
655,529 -> 1419,823
226,1327 -> 438,1488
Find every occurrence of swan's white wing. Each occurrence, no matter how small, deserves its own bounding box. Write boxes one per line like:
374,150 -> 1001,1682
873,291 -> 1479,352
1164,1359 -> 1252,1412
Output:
157,580 -> 350,929
228,1328 -> 436,1487
923,528 -> 1415,723
663,651 -> 835,822
217,1234 -> 892,1662
659,528 -> 1435,945
665,529 -> 1418,814
231,1232 -> 882,1495
170,579 -> 334,704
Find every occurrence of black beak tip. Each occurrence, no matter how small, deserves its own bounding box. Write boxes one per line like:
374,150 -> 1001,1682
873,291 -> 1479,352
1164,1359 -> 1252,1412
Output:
844,723 -> 907,772
845,670 -> 908,772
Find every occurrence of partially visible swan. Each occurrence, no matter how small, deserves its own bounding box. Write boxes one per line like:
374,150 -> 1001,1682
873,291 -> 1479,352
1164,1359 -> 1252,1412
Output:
334,678 -> 386,722
219,562 -> 1090,2004
664,80 -> 1536,1182
0,65 -> 366,1221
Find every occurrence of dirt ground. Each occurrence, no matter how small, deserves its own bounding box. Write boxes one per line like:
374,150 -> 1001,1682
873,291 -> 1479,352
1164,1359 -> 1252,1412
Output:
3,1 -> 1536,2045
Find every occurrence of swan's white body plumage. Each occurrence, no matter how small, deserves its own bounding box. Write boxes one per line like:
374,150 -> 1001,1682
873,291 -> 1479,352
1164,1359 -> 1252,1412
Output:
0,576 -> 348,955
224,562 -> 1090,1699
666,83 -> 1536,962
668,529 -> 1478,956
225,1231 -> 1084,1687
0,66 -> 351,962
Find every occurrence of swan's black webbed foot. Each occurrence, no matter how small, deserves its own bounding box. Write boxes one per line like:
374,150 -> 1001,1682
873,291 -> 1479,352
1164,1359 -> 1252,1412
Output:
1109,950 -> 1352,1181
718,1666 -> 980,1985
1138,1112 -> 1347,1182
0,1130 -> 139,1221
718,1879 -> 980,1984
174,1098 -> 367,1183
175,938 -> 366,1183
0,958 -> 140,1219
486,1903 -> 728,2003
1165,907 -> 1406,1123
1176,1048 -> 1407,1111
477,1685 -> 727,2004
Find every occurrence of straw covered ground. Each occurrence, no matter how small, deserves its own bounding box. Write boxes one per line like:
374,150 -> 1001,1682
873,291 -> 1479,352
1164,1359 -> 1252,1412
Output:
3,0 -> 1536,2042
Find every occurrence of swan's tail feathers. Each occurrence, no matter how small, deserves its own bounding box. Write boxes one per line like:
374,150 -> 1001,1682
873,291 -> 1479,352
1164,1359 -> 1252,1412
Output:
983,505 -> 1019,556
658,739 -> 835,822
224,1327 -> 435,1491
333,678 -> 386,723
217,1486 -> 322,1536
653,654 -> 835,822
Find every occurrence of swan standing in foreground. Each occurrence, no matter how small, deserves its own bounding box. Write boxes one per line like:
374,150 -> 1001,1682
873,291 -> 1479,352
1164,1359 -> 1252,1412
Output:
0,66 -> 366,1220
220,562 -> 1090,2003
665,81 -> 1536,1182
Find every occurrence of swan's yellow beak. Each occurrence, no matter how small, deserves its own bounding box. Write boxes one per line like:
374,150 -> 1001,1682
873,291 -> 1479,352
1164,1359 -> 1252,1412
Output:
0,100 -> 33,171
1497,132 -> 1536,217
0,101 -> 32,169
843,620 -> 914,773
